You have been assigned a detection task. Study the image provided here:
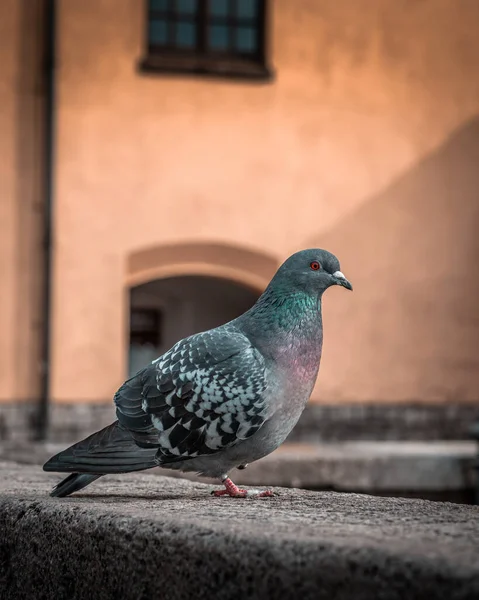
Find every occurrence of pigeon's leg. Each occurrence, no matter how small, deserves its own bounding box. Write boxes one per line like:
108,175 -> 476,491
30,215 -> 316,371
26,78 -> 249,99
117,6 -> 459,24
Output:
212,476 -> 274,498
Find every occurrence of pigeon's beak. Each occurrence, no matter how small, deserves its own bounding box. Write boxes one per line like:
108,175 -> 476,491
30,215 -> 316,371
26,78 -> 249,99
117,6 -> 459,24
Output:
332,271 -> 353,291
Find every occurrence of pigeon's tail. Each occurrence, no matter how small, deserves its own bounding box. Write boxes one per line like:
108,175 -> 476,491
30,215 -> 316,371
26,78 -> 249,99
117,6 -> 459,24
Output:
49,473 -> 102,497
43,421 -> 158,496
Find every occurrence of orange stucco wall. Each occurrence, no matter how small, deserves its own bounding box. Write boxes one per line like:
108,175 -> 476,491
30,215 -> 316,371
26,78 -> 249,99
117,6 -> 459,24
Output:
0,0 -> 44,402
1,0 -> 479,405
0,0 -> 19,400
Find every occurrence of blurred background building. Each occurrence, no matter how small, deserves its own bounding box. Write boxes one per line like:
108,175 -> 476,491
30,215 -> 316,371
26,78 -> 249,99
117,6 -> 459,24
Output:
1,0 -> 479,496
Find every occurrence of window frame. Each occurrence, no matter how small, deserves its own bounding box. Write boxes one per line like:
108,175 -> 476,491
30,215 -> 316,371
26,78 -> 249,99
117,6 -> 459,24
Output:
139,0 -> 273,81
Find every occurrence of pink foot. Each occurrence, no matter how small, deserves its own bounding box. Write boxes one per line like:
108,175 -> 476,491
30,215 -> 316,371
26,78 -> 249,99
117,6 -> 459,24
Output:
211,477 -> 275,498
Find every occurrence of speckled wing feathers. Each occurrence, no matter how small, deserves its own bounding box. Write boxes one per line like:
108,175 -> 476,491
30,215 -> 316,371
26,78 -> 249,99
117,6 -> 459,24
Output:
114,329 -> 268,464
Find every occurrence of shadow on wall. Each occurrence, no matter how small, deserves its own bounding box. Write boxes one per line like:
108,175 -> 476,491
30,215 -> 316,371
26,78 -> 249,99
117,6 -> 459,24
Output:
308,117 -> 479,403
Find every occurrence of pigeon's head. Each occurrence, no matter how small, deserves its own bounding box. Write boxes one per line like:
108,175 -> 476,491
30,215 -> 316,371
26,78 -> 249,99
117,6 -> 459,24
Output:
272,249 -> 352,297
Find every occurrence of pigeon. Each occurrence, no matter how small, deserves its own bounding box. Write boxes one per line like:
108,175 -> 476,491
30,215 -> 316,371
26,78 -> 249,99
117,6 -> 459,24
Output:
43,249 -> 352,498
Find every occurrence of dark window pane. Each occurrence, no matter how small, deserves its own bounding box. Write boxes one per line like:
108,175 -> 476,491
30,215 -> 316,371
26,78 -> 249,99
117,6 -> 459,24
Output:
145,0 -> 268,73
235,27 -> 257,53
150,0 -> 169,11
175,21 -> 196,47
149,19 -> 168,45
209,0 -> 230,18
176,0 -> 197,15
236,0 -> 257,19
208,24 -> 229,50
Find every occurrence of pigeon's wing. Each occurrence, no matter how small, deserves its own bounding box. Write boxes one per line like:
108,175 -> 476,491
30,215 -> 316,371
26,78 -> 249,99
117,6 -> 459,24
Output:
114,329 -> 269,463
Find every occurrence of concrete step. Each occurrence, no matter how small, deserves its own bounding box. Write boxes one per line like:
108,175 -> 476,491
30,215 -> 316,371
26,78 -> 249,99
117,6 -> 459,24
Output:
1,462 -> 479,600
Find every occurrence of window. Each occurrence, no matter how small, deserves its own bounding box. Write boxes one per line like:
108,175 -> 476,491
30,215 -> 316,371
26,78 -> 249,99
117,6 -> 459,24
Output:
140,0 -> 272,80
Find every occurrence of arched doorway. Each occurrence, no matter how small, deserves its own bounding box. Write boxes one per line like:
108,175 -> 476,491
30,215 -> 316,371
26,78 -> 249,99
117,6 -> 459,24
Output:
128,275 -> 260,376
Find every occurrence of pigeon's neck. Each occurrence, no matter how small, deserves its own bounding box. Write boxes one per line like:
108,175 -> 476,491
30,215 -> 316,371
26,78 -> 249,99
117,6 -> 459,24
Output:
238,286 -> 323,374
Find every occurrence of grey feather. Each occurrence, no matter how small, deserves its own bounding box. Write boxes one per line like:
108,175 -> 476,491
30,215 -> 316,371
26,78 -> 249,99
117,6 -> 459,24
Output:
114,328 -> 269,462
43,421 -> 158,473
50,473 -> 102,498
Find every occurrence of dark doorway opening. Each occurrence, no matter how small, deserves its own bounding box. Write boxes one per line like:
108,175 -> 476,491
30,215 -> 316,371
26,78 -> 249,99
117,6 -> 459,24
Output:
128,275 -> 259,376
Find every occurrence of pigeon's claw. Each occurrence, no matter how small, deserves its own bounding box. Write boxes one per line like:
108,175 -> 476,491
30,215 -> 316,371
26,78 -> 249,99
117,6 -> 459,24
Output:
211,488 -> 248,497
247,489 -> 275,498
211,477 -> 274,498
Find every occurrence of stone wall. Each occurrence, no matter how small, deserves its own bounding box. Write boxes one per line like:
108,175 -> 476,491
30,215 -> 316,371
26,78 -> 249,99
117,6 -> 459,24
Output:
2,402 -> 478,443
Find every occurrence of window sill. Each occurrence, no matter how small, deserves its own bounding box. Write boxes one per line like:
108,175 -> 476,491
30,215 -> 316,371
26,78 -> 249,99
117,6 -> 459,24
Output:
138,54 -> 274,82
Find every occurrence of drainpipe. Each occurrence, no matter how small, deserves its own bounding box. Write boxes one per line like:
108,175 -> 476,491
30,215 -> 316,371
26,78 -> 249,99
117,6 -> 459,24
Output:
35,0 -> 56,441
470,421 -> 479,506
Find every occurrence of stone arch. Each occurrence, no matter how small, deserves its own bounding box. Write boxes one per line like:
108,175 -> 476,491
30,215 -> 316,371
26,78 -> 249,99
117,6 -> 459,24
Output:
126,241 -> 279,292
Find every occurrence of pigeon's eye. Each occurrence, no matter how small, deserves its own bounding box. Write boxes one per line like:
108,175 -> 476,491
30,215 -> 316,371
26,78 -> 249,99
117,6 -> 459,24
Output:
310,261 -> 321,271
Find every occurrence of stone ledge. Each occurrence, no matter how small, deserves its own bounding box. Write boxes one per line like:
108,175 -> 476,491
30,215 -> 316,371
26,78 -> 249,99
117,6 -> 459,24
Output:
1,462 -> 479,600
1,440 -> 476,503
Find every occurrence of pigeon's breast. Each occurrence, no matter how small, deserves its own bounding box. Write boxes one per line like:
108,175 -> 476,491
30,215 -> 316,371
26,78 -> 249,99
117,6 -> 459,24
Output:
272,333 -> 322,385
262,335 -> 322,430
